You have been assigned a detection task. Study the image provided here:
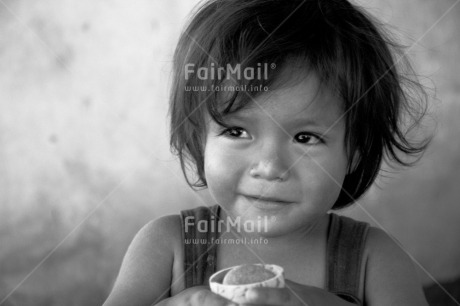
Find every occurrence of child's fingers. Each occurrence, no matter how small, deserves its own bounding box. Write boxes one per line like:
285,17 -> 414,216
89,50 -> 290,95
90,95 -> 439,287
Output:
190,289 -> 237,306
243,287 -> 309,306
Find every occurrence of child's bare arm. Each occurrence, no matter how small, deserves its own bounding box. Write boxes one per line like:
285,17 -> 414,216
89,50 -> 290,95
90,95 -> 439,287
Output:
364,227 -> 428,306
102,215 -> 235,306
102,215 -> 179,306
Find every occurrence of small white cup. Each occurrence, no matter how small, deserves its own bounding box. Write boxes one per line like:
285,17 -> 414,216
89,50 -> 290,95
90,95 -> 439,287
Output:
209,264 -> 285,304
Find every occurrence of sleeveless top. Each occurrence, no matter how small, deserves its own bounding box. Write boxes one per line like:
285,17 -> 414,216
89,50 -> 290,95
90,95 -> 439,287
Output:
180,205 -> 369,305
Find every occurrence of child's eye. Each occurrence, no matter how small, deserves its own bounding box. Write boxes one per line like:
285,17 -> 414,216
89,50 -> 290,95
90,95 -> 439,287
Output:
219,127 -> 249,138
294,132 -> 323,145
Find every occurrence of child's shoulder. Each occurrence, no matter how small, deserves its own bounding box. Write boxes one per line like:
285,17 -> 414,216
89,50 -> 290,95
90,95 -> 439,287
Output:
134,214 -> 184,258
364,226 -> 412,265
140,214 -> 183,241
123,213 -> 183,270
119,213 -> 183,257
103,214 -> 183,305
362,226 -> 428,305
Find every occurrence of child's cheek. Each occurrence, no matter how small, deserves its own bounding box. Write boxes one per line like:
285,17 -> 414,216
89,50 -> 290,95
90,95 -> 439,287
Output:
313,162 -> 347,208
204,145 -> 245,205
297,155 -> 347,208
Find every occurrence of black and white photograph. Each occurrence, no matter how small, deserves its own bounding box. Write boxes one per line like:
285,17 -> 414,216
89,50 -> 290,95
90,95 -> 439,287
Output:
1,0 -> 459,305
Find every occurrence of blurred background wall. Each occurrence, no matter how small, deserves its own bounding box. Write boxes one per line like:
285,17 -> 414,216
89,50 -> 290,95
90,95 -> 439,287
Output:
0,0 -> 459,305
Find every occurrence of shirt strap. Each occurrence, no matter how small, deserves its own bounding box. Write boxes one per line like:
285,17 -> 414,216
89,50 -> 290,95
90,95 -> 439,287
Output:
181,205 -> 220,289
326,213 -> 370,305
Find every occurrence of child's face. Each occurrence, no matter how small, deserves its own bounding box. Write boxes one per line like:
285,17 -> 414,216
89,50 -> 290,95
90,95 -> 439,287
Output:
204,72 -> 349,236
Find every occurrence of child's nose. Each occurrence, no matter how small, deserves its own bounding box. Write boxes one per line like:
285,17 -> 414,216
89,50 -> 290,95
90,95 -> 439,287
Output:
249,148 -> 290,182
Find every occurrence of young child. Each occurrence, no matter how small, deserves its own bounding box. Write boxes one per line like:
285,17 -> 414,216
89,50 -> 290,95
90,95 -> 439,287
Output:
104,0 -> 430,305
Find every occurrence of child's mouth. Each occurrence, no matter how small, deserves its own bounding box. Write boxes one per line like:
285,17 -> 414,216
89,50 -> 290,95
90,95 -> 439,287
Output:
243,195 -> 293,210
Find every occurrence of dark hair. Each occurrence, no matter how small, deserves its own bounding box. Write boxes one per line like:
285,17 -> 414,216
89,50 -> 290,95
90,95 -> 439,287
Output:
169,0 -> 430,209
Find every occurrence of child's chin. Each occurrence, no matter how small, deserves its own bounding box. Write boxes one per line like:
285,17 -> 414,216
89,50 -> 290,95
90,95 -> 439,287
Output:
255,225 -> 293,238
241,220 -> 292,238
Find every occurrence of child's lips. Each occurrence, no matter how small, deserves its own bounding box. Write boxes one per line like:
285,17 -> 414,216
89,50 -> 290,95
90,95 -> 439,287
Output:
246,195 -> 291,203
243,194 -> 294,209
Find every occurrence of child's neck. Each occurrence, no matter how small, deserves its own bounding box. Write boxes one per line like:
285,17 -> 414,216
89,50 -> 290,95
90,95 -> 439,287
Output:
215,211 -> 331,287
218,210 -> 330,256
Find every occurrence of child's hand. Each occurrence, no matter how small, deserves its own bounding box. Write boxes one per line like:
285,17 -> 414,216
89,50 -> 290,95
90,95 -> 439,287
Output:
239,279 -> 356,306
163,285 -> 237,306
